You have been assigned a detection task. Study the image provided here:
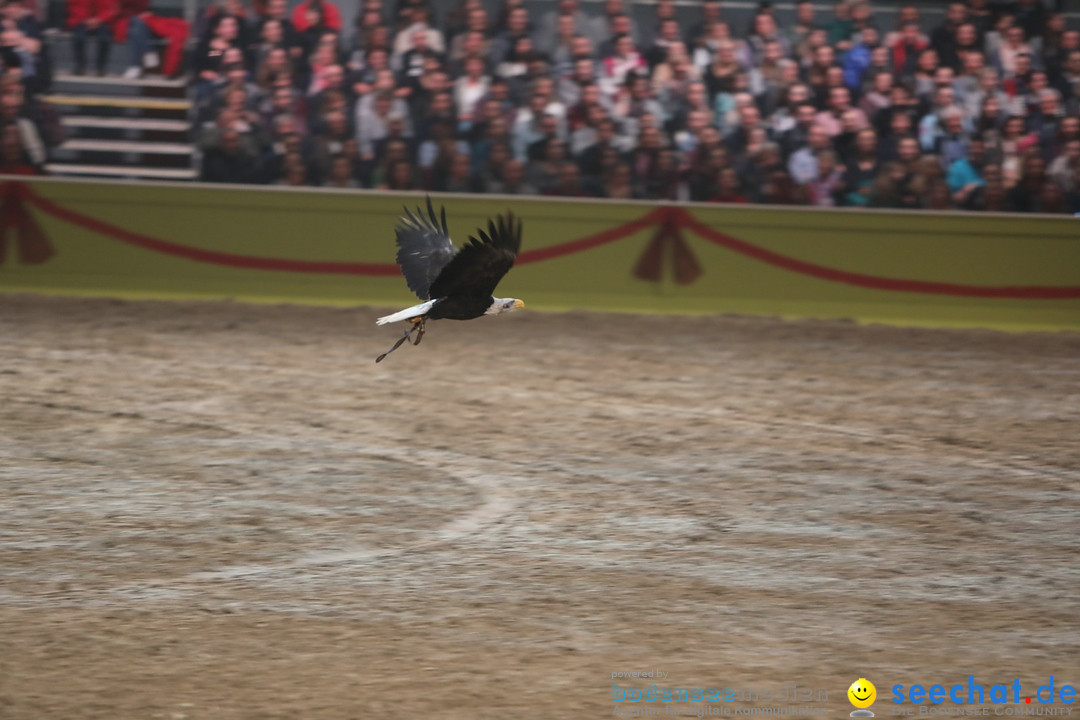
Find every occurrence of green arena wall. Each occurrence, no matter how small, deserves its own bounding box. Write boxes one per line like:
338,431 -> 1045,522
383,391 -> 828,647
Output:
1,176 -> 1079,331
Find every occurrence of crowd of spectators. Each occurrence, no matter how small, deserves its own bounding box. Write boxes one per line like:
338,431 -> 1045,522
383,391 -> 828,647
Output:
190,0 -> 1080,213
2,0 -> 1080,214
0,0 -> 54,174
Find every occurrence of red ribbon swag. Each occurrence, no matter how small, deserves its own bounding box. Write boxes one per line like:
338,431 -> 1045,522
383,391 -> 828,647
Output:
2,181 -> 1078,300
632,206 -> 703,285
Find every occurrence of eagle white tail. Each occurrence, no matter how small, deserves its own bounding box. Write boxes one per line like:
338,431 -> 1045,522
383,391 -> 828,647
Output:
376,299 -> 437,325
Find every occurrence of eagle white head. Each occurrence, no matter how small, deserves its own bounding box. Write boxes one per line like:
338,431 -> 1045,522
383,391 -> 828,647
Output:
485,298 -> 525,316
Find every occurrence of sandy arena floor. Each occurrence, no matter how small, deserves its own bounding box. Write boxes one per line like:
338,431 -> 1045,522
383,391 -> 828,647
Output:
0,294 -> 1078,720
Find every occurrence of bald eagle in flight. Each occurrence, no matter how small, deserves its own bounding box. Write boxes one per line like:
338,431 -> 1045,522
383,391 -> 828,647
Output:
375,198 -> 524,362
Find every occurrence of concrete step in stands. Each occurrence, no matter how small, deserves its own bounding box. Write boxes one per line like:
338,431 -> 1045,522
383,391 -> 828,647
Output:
43,72 -> 195,181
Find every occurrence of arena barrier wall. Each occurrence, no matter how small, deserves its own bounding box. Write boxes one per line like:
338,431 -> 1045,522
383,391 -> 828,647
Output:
1,176 -> 1079,331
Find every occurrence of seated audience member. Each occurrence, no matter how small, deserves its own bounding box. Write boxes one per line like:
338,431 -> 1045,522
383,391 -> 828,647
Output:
806,149 -> 843,206
291,0 -> 340,33
453,55 -> 489,131
600,32 -> 646,98
0,89 -> 45,170
116,0 -> 189,79
947,136 -> 987,208
787,122 -> 829,185
202,126 -> 262,182
66,0 -> 114,75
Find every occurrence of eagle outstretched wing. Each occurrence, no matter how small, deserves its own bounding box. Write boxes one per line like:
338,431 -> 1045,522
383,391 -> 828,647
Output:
395,197 -> 457,301
428,212 -> 521,301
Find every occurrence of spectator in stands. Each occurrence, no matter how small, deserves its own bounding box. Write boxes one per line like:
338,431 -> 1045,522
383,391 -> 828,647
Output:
931,2 -> 968,71
1045,24 -> 1078,90
842,127 -> 880,205
202,126 -> 261,182
566,80 -> 601,143
593,0 -> 638,51
709,166 -> 746,203
806,148 -> 843,206
541,160 -> 582,196
0,86 -> 44,169
923,104 -> 970,169
291,0 -> 339,34
442,150 -> 476,192
489,4 -> 526,68
685,0 -> 718,52
626,121 -> 662,189
747,11 -> 789,65
841,24 -> 872,88
651,40 -> 699,105
860,69 -> 892,126
356,89 -> 409,161
995,24 -> 1036,79
525,135 -> 568,193
0,120 -> 37,172
320,151 -> 356,187
193,12 -> 239,94
816,86 -> 867,138
613,71 -> 663,142
1012,0 -> 1047,43
310,103 -> 348,176
600,30 -> 645,99
747,37 -> 785,102
558,55 -> 597,110
512,91 -> 551,160
669,79 -> 710,136
966,0 -> 994,46
1007,152 -> 1048,212
447,12 -> 488,73
788,121 -> 829,185
954,47 -> 985,106
947,135 -> 987,208
366,134 -> 404,186
765,80 -> 806,137
642,0 -> 675,47
1048,137 -> 1079,195
702,36 -> 742,100
786,1 -> 818,55
1,0 -> 46,92
890,20 -> 927,80
453,55 -> 489,132
779,101 -> 816,159
911,48 -> 941,99
868,160 -> 908,207
536,0 -> 589,57
115,0 -> 188,79
686,138 -> 725,199
644,15 -> 678,71
380,157 -> 416,190
66,0 -> 114,76
490,157 -> 534,194
258,0 -> 298,59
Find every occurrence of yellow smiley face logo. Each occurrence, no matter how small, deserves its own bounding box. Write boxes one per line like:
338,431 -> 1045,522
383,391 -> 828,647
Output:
848,678 -> 877,709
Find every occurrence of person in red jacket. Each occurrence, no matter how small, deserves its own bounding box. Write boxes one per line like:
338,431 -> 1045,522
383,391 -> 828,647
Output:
66,0 -> 116,74
291,0 -> 339,33
113,0 -> 189,78
890,21 -> 928,80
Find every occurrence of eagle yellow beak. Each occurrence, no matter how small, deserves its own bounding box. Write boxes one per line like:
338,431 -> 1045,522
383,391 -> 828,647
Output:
513,299 -> 525,309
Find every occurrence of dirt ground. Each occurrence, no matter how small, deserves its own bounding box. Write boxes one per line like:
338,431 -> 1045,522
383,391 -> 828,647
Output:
0,294 -> 1077,720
